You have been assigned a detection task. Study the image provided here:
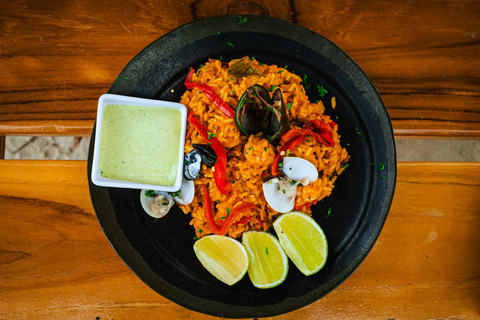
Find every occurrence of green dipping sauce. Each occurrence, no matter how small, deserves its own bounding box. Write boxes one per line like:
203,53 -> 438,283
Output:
99,104 -> 182,186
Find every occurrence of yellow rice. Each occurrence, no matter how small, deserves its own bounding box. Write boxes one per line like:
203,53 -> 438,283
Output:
179,58 -> 349,239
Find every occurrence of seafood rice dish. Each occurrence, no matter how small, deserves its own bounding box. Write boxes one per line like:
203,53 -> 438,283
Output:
175,57 -> 350,239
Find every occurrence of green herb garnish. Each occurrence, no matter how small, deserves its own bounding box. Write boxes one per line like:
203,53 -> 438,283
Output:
316,84 -> 328,97
286,102 -> 293,109
355,126 -> 363,136
145,190 -> 155,197
238,16 -> 248,24
325,207 -> 332,218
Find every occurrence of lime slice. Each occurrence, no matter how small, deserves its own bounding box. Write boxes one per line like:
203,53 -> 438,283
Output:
273,211 -> 328,276
193,235 -> 248,286
242,231 -> 289,289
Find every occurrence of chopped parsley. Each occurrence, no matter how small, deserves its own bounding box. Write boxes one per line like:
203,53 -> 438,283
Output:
122,76 -> 129,80
193,236 -> 199,240
238,16 -> 248,24
198,228 -> 203,233
355,126 -> 363,136
380,163 -> 385,170
268,85 -> 277,92
286,149 -> 291,157
171,190 -> 181,197
325,207 -> 332,218
207,132 -> 215,139
264,147 -> 269,151
227,42 -> 235,48
145,190 -> 155,197
266,247 -> 269,255
226,208 -> 231,216
286,102 -> 293,109
316,84 -> 328,97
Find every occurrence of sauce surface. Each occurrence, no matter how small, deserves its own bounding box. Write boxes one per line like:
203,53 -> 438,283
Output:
99,104 -> 181,186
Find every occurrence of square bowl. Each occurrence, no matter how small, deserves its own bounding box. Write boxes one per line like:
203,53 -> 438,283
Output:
91,94 -> 187,192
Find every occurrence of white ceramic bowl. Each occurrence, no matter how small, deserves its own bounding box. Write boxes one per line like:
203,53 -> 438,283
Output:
91,94 -> 187,191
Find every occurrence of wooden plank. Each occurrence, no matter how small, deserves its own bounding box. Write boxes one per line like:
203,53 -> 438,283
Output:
0,0 -> 479,137
0,161 -> 479,319
0,136 -> 5,159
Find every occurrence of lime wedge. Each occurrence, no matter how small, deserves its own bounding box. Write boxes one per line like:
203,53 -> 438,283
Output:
273,211 -> 328,276
193,235 -> 248,286
242,231 -> 289,289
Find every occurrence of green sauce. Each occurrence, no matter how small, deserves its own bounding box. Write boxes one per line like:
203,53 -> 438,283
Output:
99,104 -> 182,186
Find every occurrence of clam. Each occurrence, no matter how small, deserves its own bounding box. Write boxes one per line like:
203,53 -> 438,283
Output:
262,177 -> 297,213
173,177 -> 195,205
235,84 -> 289,145
184,149 -> 202,180
140,190 -> 174,218
281,157 -> 319,186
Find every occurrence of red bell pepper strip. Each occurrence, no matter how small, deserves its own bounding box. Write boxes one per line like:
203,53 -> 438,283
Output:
201,185 -> 257,235
187,112 -> 232,195
185,67 -> 235,118
304,119 -> 335,147
271,135 -> 305,176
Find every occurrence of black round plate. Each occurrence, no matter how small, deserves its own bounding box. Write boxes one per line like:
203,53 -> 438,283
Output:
87,15 -> 396,318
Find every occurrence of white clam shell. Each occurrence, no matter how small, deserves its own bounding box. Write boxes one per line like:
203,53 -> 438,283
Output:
173,178 -> 195,205
282,157 -> 319,186
140,190 -> 174,218
262,177 -> 296,213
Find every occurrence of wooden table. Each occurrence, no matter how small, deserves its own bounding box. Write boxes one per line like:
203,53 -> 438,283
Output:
1,1 -> 479,319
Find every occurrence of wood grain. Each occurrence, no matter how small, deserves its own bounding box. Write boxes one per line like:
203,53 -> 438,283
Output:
0,161 -> 479,319
0,0 -> 479,137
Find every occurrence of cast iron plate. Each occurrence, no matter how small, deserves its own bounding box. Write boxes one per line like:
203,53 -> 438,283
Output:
87,15 -> 396,318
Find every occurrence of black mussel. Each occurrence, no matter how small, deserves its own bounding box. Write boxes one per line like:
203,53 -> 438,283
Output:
235,84 -> 289,145
192,143 -> 217,167
228,57 -> 263,78
184,149 -> 202,180
268,88 -> 289,145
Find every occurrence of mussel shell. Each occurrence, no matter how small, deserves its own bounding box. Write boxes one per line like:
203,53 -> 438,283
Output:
235,84 -> 272,136
192,143 -> 217,167
268,88 -> 289,145
235,84 -> 289,145
184,149 -> 202,180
